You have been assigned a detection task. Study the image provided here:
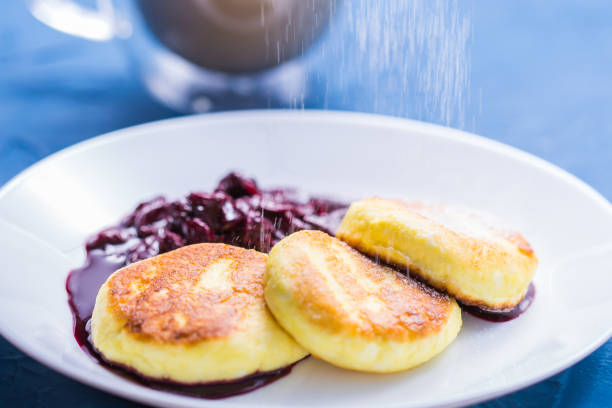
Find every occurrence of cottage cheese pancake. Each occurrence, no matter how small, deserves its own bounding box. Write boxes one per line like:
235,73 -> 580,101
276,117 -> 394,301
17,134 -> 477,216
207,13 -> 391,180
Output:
336,198 -> 538,310
264,230 -> 462,373
91,243 -> 307,384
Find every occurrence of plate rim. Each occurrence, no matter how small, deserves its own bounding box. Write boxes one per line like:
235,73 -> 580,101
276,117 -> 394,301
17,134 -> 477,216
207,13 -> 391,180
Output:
1,109 -> 611,408
2,110 -> 611,212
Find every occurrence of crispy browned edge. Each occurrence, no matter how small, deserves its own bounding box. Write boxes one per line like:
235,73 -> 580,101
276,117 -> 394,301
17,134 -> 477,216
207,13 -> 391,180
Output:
271,230 -> 456,341
342,237 -> 529,312
338,199 -> 536,311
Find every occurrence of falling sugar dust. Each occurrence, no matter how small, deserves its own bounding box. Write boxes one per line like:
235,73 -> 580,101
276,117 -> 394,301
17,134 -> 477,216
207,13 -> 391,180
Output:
307,0 -> 473,128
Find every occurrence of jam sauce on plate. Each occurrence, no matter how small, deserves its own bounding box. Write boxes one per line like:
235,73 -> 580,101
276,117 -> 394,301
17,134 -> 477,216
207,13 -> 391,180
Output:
461,283 -> 535,322
66,172 -> 534,397
66,172 -> 345,398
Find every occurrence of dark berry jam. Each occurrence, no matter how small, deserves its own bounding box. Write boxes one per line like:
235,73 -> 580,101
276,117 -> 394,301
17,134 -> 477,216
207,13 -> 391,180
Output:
90,333 -> 306,399
66,172 -> 346,398
461,283 -> 535,322
131,364 -> 300,399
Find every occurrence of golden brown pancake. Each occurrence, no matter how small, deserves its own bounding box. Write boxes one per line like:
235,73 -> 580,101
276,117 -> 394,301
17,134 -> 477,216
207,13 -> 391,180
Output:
90,243 -> 307,384
336,198 -> 538,310
265,230 -> 462,373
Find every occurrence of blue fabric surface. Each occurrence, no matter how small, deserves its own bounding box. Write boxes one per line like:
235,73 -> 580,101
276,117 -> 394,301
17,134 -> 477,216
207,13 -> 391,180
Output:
1,1 -> 611,407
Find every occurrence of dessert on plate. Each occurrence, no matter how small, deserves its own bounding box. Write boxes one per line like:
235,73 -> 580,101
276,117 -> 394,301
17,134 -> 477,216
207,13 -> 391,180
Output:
337,198 -> 538,311
68,172 -> 537,398
264,230 -> 462,372
91,243 -> 307,384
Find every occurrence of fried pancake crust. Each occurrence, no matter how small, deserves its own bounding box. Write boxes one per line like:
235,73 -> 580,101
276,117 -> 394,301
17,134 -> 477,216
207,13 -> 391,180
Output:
91,243 -> 307,383
265,230 -> 461,372
337,198 -> 538,310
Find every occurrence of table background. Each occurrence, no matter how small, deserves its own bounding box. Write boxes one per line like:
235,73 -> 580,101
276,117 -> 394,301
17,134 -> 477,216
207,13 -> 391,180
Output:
1,1 -> 611,407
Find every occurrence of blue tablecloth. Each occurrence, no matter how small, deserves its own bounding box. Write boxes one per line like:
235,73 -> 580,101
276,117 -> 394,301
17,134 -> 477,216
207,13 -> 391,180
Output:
1,1 -> 611,407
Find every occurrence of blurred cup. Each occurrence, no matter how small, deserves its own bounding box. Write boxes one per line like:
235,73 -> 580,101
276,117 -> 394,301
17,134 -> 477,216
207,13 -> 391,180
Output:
26,0 -> 339,112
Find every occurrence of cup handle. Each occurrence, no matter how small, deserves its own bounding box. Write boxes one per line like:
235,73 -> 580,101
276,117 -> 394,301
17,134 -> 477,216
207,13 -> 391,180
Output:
26,0 -> 124,41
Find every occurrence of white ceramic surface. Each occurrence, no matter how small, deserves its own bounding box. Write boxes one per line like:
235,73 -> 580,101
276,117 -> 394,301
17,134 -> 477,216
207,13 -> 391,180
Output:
1,110 -> 611,408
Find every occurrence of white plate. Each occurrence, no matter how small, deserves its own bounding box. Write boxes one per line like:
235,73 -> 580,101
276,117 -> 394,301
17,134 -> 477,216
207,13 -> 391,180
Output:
1,110 -> 611,408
